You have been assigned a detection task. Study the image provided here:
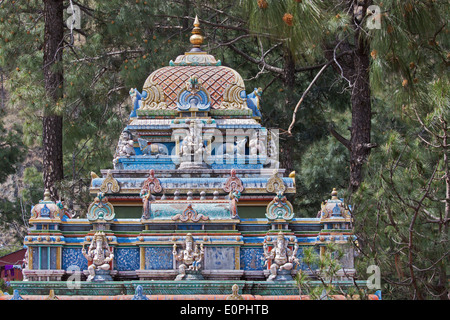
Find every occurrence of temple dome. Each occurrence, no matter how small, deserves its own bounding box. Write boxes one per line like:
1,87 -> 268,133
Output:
139,16 -> 247,112
141,65 -> 246,111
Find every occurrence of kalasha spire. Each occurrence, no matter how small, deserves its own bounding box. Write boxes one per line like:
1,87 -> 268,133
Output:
189,15 -> 204,52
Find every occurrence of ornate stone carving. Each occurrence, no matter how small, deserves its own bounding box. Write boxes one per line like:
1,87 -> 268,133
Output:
226,284 -> 244,300
249,131 -> 266,156
318,188 -> 351,220
129,88 -> 147,118
30,189 -> 62,221
132,285 -> 149,300
263,231 -> 299,281
246,87 -> 262,118
223,169 -> 244,193
114,130 -> 136,158
266,169 -> 286,193
219,67 -> 247,110
141,75 -> 168,110
138,138 -> 168,157
221,82 -> 246,110
82,231 -> 114,282
265,191 -> 294,221
141,169 -> 163,194
99,170 -> 120,193
229,190 -> 241,219
172,233 -> 205,280
176,76 -> 211,111
87,192 -> 115,222
171,204 -> 209,222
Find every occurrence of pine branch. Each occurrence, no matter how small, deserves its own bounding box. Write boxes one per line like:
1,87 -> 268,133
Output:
227,43 -> 284,75
329,126 -> 351,151
287,63 -> 330,135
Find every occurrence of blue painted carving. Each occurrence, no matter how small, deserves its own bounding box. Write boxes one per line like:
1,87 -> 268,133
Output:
114,247 -> 140,271
144,247 -> 173,270
11,290 -> 24,300
332,203 -> 341,217
40,204 -> 50,218
177,90 -> 210,111
266,191 -> 294,221
62,247 -> 88,271
132,285 -> 149,300
129,88 -> 147,118
246,88 -> 262,118
87,192 -> 115,222
138,138 -> 169,156
240,247 -> 265,271
176,76 -> 211,111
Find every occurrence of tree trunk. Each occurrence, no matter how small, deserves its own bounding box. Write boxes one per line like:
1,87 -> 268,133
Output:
325,0 -> 373,192
349,37 -> 372,192
43,0 -> 64,199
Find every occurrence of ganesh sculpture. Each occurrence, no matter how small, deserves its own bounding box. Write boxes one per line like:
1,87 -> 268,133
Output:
172,233 -> 205,281
82,231 -> 114,282
263,231 -> 299,281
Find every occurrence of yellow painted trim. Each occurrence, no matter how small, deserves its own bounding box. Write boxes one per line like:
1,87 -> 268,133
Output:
140,247 -> 145,270
29,248 -> 33,270
56,247 -> 61,269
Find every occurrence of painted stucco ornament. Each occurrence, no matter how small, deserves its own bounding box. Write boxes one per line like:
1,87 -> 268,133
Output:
87,192 -> 115,222
30,189 -> 62,220
263,231 -> 299,281
318,188 -> 351,220
265,191 -> 294,221
176,76 -> 211,111
179,120 -> 205,162
266,169 -> 286,193
129,88 -> 147,118
82,231 -> 114,282
223,169 -> 244,193
99,170 -> 121,194
115,130 -> 136,159
226,284 -> 244,300
246,87 -> 262,118
173,233 -> 205,281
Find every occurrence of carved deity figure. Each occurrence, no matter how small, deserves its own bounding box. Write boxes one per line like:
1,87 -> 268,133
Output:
82,231 -> 114,282
263,231 -> 299,281
140,188 -> 155,219
180,121 -> 205,160
115,130 -> 135,158
246,87 -> 262,118
129,88 -> 147,118
172,233 -> 204,281
249,133 -> 266,156
235,137 -> 247,157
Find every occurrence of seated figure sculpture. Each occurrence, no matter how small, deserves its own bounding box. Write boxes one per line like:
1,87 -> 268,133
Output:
263,231 -> 299,281
82,231 -> 114,282
172,233 -> 204,281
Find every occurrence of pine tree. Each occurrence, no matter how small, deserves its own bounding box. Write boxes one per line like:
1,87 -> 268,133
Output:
42,0 -> 64,200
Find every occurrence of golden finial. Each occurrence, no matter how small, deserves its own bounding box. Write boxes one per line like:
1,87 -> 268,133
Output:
189,15 -> 204,50
43,189 -> 51,201
331,188 -> 338,199
45,289 -> 59,300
